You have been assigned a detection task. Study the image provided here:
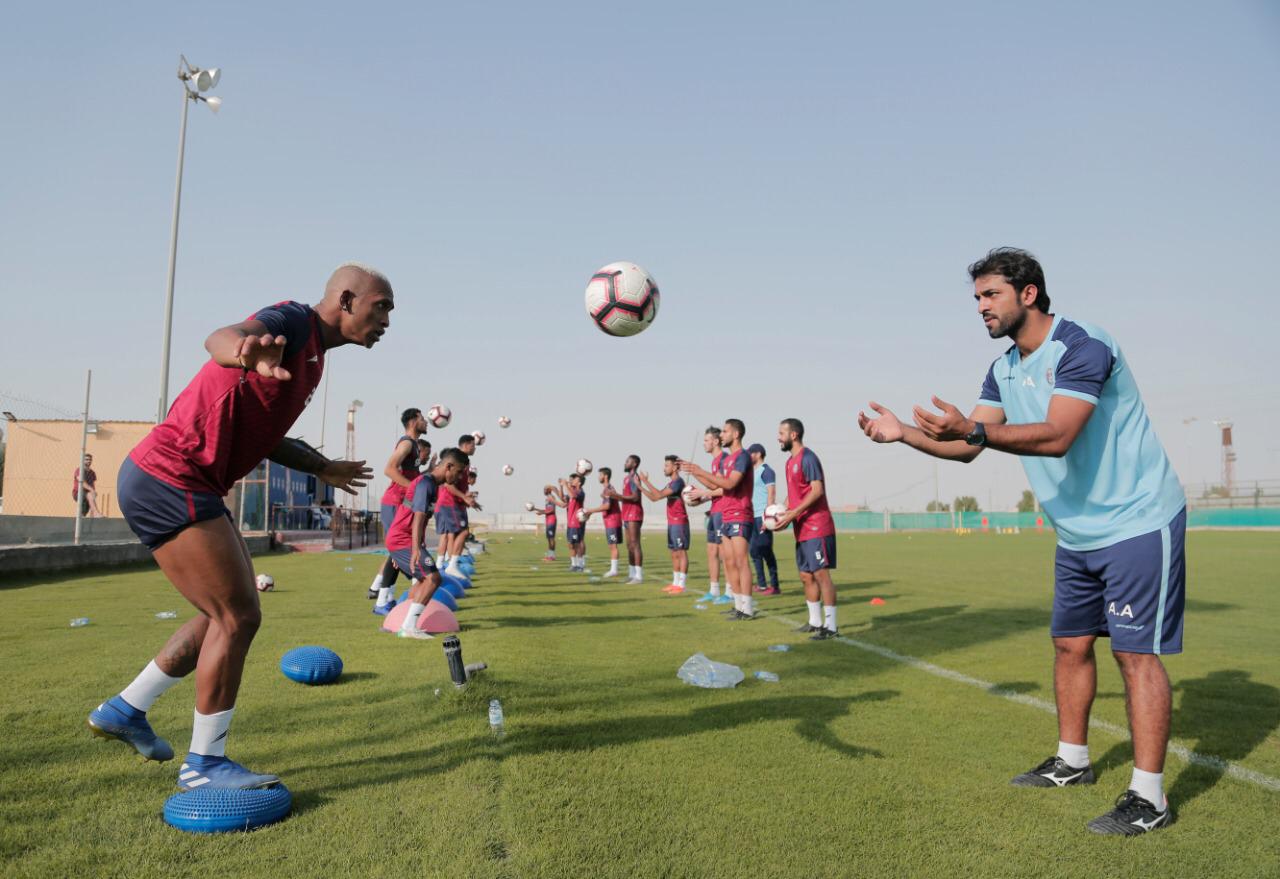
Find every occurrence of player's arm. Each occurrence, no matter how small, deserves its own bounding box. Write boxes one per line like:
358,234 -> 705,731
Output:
681,461 -> 744,492
268,437 -> 372,495
204,318 -> 293,380
383,439 -> 416,488
616,482 -> 641,503
636,473 -> 668,502
774,479 -> 825,529
912,395 -> 1093,458
858,401 -> 1005,463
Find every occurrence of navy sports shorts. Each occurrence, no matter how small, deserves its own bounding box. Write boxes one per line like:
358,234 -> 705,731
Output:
435,506 -> 463,535
720,519 -> 752,541
605,527 -> 622,545
705,512 -> 723,545
567,527 -> 584,544
118,456 -> 231,551
750,517 -> 774,551
380,502 -> 398,536
667,523 -> 690,550
795,534 -> 837,573
545,522 -> 557,539
388,547 -> 438,581
1052,507 -> 1186,655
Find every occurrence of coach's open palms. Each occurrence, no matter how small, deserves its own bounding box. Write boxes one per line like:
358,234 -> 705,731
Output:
320,459 -> 373,495
858,402 -> 903,443
235,333 -> 293,381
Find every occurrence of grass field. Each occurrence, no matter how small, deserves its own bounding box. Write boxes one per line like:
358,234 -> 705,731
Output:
2,530 -> 1278,878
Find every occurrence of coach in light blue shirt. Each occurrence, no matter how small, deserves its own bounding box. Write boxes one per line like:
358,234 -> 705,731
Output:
857,247 -> 1185,837
748,443 -> 779,594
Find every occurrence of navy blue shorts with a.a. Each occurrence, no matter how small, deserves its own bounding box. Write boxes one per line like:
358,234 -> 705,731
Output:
605,527 -> 622,545
567,526 -> 584,544
795,534 -> 837,573
667,523 -> 690,550
118,456 -> 231,551
1052,508 -> 1186,655
720,519 -> 752,541
705,512 -> 723,545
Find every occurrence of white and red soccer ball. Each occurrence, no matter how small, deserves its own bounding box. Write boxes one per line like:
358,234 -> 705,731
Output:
502,465 -> 514,476
681,485 -> 698,505
584,262 -> 659,337
255,574 -> 275,592
576,509 -> 588,523
763,503 -> 786,531
427,404 -> 451,429
497,416 -> 512,428
471,430 -> 486,446
576,458 -> 593,476
524,501 -> 535,512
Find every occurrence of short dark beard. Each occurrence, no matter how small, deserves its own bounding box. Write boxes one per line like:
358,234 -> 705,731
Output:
781,439 -> 793,452
988,308 -> 1027,340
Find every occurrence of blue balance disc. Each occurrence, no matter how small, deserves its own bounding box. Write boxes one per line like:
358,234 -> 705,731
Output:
280,646 -> 343,685
398,589 -> 411,604
429,590 -> 458,612
163,785 -> 292,833
439,577 -> 466,599
458,558 -> 476,573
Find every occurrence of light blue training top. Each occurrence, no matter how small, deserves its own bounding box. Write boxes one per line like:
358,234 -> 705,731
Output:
752,463 -> 776,516
978,315 -> 1184,551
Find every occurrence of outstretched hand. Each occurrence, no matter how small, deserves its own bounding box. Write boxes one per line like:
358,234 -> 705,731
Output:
912,396 -> 973,442
320,459 -> 373,495
857,402 -> 904,444
236,333 -> 292,381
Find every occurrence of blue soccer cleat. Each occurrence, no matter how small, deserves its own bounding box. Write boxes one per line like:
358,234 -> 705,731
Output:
697,591 -> 717,603
712,594 -> 734,605
372,599 -> 397,616
88,695 -> 175,762
178,754 -> 281,790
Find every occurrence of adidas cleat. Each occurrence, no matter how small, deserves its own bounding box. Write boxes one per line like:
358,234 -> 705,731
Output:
372,600 -> 397,616
809,627 -> 838,641
88,696 -> 174,762
178,754 -> 280,790
1087,790 -> 1172,836
1010,756 -> 1097,788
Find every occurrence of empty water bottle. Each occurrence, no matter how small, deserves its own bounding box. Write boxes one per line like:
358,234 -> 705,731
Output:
343,566 -> 354,573
155,611 -> 178,620
767,644 -> 790,653
694,603 -> 708,610
677,653 -> 744,689
488,699 -> 505,740
70,617 -> 90,628
754,671 -> 780,683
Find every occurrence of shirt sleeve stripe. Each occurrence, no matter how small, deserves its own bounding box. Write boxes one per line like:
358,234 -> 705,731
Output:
977,398 -> 1004,408
1052,388 -> 1099,404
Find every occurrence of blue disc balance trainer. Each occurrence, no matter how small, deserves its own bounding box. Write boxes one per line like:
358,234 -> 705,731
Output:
280,646 -> 343,685
429,589 -> 458,611
439,577 -> 466,599
163,785 -> 292,833
398,589 -> 411,604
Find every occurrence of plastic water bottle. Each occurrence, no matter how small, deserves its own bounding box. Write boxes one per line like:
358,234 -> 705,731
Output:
694,603 -> 708,610
70,617 -> 90,628
767,644 -> 790,653
754,671 -> 780,682
488,699 -> 505,740
155,611 -> 178,620
343,566 -> 354,573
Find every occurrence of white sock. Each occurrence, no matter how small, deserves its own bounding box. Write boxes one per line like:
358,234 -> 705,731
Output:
1057,740 -> 1090,768
119,660 -> 182,713
823,605 -> 837,632
609,559 -> 618,574
190,707 -> 234,757
369,573 -> 383,590
376,587 -> 393,606
401,602 -> 427,632
678,572 -> 687,587
1130,768 -> 1165,808
806,600 -> 822,628
709,581 -> 720,597
635,566 -> 643,579
440,554 -> 450,566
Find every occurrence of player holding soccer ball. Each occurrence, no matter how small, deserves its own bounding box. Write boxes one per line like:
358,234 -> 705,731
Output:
637,456 -> 690,593
584,467 -> 625,578
771,420 -> 838,639
684,426 -> 731,604
535,484 -> 562,561
366,408 -> 428,602
857,248 -> 1186,835
618,455 -> 645,583
681,419 -> 755,620
89,263 -> 388,791
560,473 -> 588,571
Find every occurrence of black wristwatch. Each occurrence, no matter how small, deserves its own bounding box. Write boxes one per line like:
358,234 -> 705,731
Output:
964,421 -> 987,446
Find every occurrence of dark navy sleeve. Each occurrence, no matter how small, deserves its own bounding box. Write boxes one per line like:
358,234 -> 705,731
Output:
762,465 -> 776,486
978,360 -> 1003,407
669,477 -> 685,495
410,478 -> 431,514
731,453 -> 748,475
251,302 -> 314,359
801,450 -> 824,483
1054,336 -> 1114,404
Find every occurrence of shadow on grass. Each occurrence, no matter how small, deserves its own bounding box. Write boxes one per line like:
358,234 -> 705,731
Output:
333,671 -> 379,684
477,613 -> 685,629
302,690 -> 900,796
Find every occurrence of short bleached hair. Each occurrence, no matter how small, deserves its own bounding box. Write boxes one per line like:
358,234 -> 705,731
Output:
333,261 -> 391,288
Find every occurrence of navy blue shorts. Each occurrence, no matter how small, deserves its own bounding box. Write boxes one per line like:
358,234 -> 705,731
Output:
667,523 -> 690,550
435,506 -> 463,535
388,547 -> 438,581
545,522 -> 557,539
118,456 -> 231,551
567,527 -> 584,544
750,517 -> 774,550
720,519 -> 752,541
705,513 -> 723,545
380,502 -> 398,536
796,534 -> 837,573
1053,508 -> 1186,655
605,527 -> 622,545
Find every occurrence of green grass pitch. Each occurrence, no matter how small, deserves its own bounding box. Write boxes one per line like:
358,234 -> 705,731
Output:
2,530 -> 1277,878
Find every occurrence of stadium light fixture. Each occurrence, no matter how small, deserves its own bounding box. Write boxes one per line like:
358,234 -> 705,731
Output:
156,55 -> 224,424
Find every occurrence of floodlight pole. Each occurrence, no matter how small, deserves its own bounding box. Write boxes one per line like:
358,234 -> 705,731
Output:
74,370 -> 92,545
157,77 -> 191,424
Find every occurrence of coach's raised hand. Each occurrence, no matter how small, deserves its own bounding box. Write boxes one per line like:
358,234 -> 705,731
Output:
857,402 -> 904,443
320,459 -> 373,495
912,396 -> 973,442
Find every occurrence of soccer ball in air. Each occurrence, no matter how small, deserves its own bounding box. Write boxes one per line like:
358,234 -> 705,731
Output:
763,504 -> 786,531
498,416 -> 511,428
255,574 -> 275,592
471,431 -> 486,446
427,404 -> 451,429
502,465 -> 514,476
524,501 -> 535,512
584,262 -> 659,337
576,459 -> 593,475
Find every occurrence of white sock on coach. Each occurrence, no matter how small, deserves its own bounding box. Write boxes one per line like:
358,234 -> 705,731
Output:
190,707 -> 234,757
1057,740 -> 1090,768
806,600 -> 822,628
119,660 -> 182,713
1130,768 -> 1165,809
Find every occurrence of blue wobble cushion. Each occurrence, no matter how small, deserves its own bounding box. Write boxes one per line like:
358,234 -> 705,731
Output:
280,646 -> 343,685
163,785 -> 292,833
438,577 -> 466,599
442,572 -> 470,590
429,590 -> 458,611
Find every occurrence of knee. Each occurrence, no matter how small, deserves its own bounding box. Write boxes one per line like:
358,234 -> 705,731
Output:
219,603 -> 261,641
1053,637 -> 1095,662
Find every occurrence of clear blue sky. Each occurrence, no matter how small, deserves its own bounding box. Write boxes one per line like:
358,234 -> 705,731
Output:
3,1 -> 1278,513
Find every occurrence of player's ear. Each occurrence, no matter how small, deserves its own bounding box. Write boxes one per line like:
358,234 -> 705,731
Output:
341,290 -> 355,313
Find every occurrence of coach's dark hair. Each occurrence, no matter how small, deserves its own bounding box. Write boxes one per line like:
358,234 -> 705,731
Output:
968,247 -> 1050,313
781,418 -> 805,441
599,466 -> 612,480
440,447 -> 469,467
402,408 -> 422,427
458,434 -> 476,447
705,426 -> 721,440
725,418 -> 745,437
665,454 -> 679,464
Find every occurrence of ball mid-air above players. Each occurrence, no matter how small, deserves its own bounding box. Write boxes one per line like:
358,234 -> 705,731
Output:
497,416 -> 511,428
427,404 -> 451,428
576,458 -> 593,475
471,430 -> 486,446
584,262 -> 659,337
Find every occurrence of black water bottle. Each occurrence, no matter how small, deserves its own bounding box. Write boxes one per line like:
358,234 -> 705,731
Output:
443,636 -> 467,687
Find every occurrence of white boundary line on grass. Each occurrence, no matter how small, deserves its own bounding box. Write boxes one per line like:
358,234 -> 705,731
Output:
764,614 -> 1280,793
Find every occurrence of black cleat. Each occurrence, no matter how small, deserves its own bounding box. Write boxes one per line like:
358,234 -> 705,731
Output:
1087,790 -> 1172,836
795,623 -> 822,633
730,611 -> 756,621
367,587 -> 378,600
1010,756 -> 1097,788
809,627 -> 838,641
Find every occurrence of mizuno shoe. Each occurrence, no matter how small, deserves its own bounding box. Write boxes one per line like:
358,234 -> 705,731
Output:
372,600 -> 397,616
88,696 -> 174,762
1087,790 -> 1172,836
1010,756 -> 1097,788
178,754 -> 280,790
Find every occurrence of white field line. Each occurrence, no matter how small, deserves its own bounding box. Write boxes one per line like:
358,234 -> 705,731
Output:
764,614 -> 1280,793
